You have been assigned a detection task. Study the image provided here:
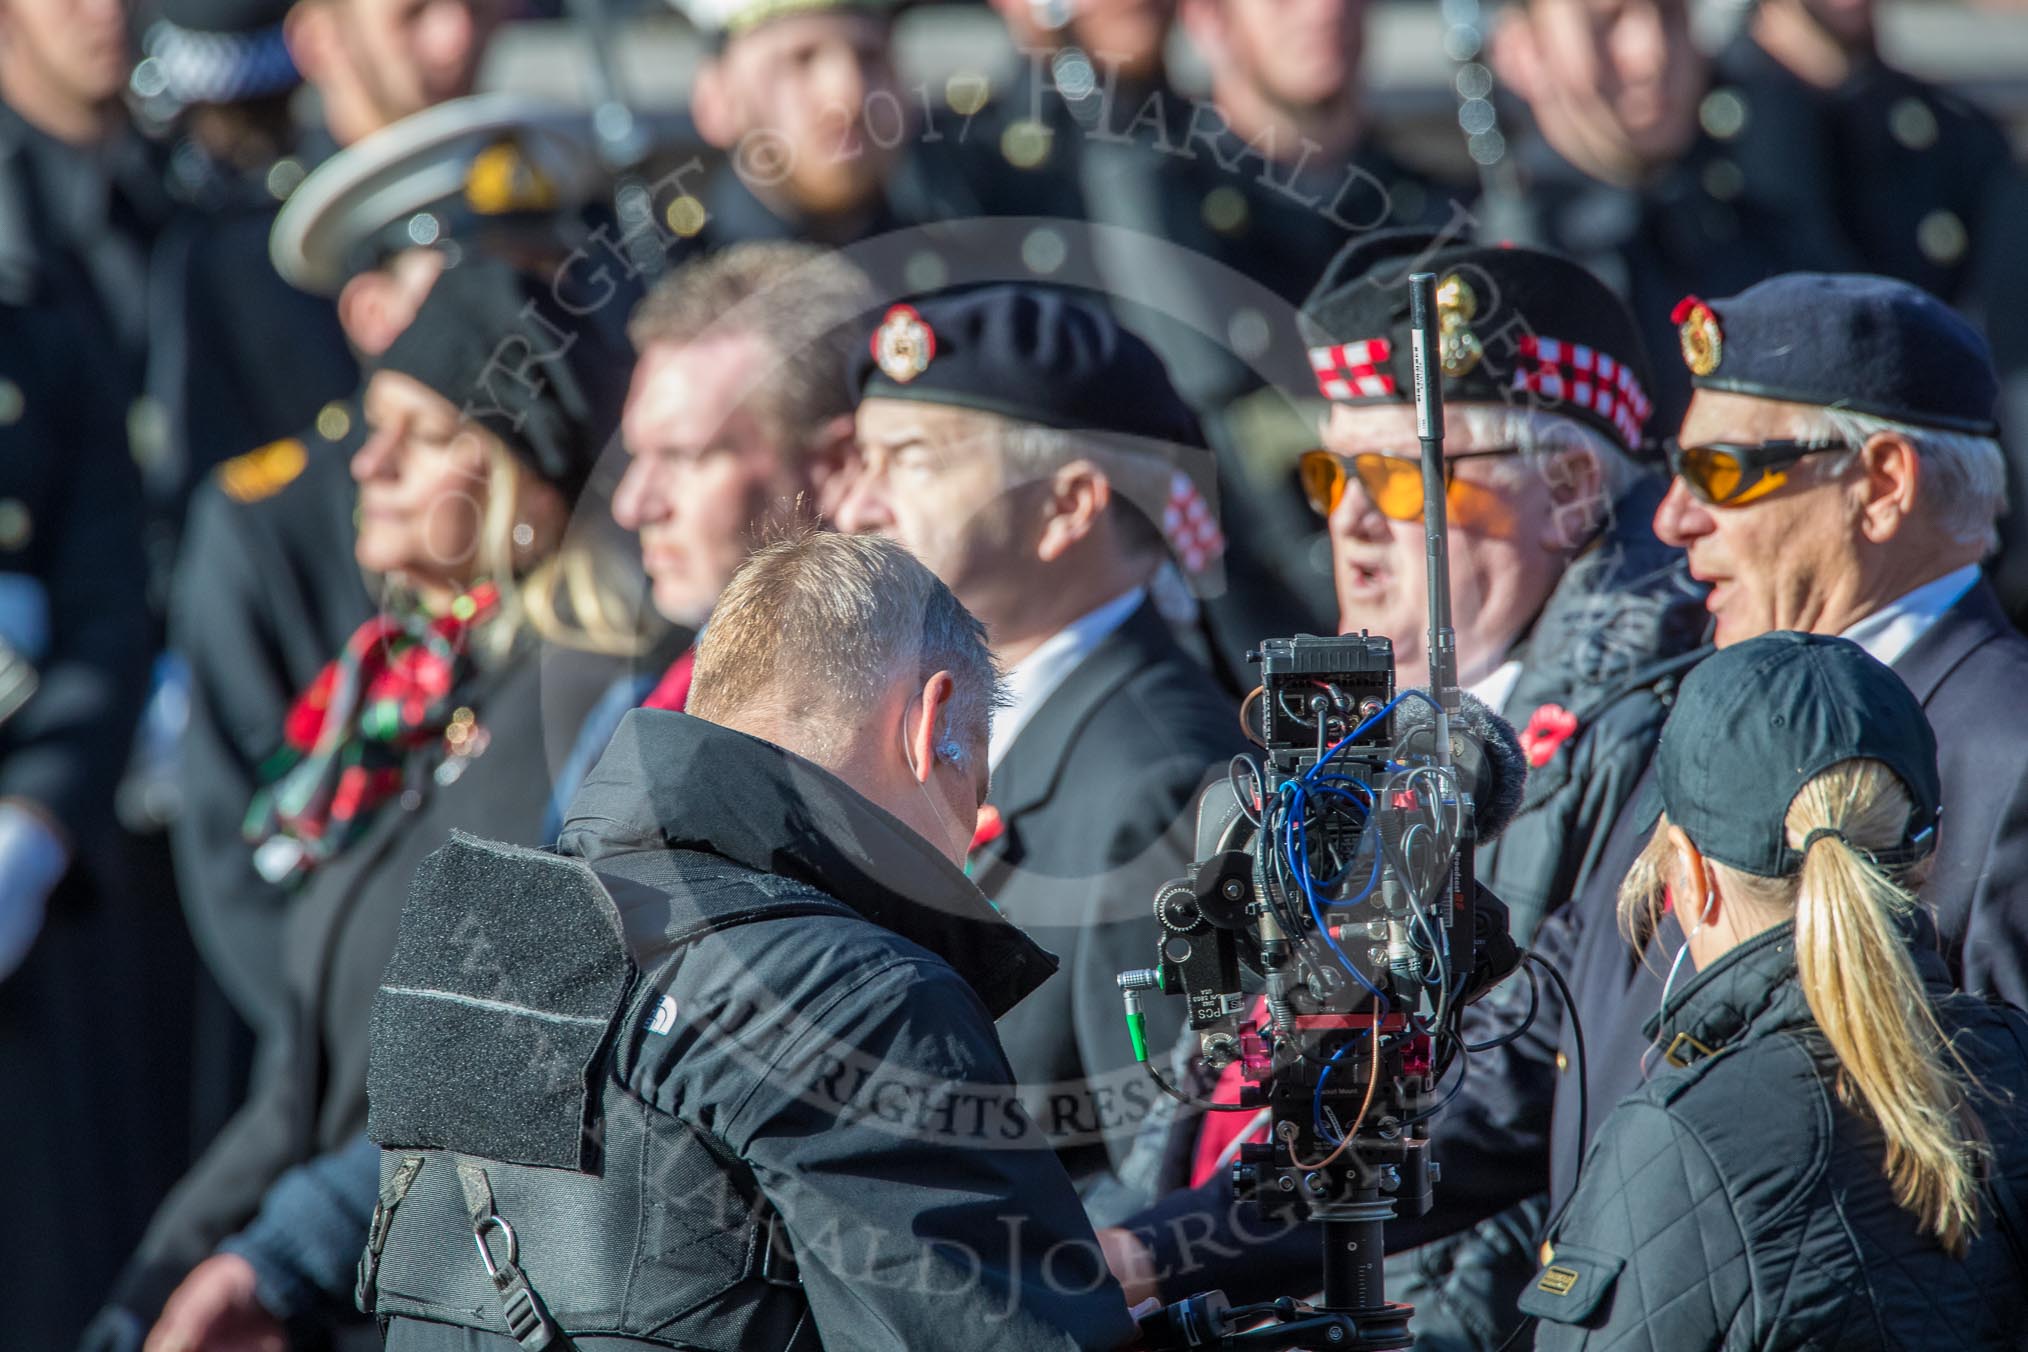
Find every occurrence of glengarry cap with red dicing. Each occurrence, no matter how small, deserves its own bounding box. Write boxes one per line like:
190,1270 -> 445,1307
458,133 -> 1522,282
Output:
1297,229 -> 1657,454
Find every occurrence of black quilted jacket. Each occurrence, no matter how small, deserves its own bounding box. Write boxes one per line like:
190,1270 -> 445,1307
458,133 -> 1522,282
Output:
1526,920 -> 2028,1349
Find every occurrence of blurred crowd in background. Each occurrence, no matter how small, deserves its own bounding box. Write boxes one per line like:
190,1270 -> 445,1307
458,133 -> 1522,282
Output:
2,0 -> 2026,1343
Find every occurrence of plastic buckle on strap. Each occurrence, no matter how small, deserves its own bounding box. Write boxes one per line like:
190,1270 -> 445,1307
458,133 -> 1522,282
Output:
498,1275 -> 558,1351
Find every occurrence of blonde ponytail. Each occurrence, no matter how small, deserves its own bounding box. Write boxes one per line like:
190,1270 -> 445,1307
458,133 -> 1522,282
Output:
1616,757 -> 1987,1255
1788,760 -> 1985,1257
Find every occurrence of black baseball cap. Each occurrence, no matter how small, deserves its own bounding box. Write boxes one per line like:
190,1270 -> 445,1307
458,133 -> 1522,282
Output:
1648,632 -> 1940,878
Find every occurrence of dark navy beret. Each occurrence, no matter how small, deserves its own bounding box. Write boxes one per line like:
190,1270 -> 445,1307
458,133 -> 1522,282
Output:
849,284 -> 1204,449
1299,230 -> 1655,452
1673,273 -> 1999,435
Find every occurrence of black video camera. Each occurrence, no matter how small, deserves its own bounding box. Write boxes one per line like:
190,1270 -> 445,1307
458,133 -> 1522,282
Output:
1118,274 -> 1523,1351
1126,631 -> 1516,1203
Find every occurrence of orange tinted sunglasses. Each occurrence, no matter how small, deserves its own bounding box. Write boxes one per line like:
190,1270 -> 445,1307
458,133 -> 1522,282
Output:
1663,438 -> 1851,507
1297,447 -> 1524,521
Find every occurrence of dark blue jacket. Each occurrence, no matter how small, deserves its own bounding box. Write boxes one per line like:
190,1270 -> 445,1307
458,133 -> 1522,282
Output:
1527,919 -> 2028,1349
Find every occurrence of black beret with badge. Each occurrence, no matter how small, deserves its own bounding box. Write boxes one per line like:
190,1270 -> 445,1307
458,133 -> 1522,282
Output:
1669,272 -> 2000,436
270,94 -> 654,296
850,283 -> 1206,449
1298,230 -> 1657,454
848,284 -> 1226,572
375,259 -> 631,499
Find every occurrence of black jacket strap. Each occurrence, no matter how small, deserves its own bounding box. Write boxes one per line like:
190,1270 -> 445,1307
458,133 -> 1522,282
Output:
354,1153 -> 423,1317
457,1160 -> 571,1352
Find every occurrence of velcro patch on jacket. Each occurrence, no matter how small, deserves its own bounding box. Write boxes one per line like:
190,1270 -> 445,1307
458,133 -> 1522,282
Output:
1517,1242 -> 1624,1324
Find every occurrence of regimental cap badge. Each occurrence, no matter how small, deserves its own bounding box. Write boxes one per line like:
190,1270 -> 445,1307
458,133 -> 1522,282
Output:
872,303 -> 936,384
464,138 -> 559,216
1435,272 -> 1483,378
1671,295 -> 1724,376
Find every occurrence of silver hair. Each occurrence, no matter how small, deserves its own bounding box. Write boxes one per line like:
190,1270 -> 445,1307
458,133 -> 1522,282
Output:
689,530 -> 1008,762
993,416 -> 1173,558
1448,404 -> 1642,503
1791,408 -> 2007,553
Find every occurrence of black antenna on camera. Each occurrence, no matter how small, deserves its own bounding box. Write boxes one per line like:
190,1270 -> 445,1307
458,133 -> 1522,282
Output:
1408,272 -> 1460,771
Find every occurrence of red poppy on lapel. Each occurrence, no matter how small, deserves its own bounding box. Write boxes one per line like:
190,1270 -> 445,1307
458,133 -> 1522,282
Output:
1519,702 -> 1580,768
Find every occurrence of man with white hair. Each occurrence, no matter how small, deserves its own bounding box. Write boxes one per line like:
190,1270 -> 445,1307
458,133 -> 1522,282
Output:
1293,232 -> 1705,945
362,529 -> 1138,1350
1108,273 -> 2028,1350
1653,273 -> 2025,999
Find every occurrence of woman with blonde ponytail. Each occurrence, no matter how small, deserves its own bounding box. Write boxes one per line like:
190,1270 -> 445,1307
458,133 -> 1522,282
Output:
1527,632 -> 2028,1350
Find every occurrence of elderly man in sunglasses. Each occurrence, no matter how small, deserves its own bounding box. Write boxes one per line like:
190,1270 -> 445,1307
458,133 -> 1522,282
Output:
1095,233 -> 1708,1346
1293,233 -> 1706,947
1650,273 -> 2028,1001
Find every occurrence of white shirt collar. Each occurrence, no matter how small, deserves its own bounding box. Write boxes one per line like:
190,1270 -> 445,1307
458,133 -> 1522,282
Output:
1838,563 -> 1981,670
1468,658 -> 1526,717
989,587 -> 1147,770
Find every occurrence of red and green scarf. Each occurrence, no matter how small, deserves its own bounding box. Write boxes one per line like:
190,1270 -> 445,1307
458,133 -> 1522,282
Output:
244,582 -> 501,883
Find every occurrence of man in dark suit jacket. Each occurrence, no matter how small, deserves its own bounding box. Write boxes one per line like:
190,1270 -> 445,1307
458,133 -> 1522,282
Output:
834,284 -> 1248,1208
1103,273 -> 2028,1341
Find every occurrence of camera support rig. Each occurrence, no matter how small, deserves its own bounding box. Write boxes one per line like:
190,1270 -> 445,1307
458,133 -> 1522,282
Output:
1120,275 -> 1513,1351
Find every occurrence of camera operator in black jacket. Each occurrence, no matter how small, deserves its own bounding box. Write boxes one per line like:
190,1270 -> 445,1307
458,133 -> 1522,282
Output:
361,530 -> 1139,1351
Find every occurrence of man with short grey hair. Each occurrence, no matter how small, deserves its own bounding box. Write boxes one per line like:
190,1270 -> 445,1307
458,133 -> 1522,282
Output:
363,528 -> 1138,1351
685,529 -> 1005,858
